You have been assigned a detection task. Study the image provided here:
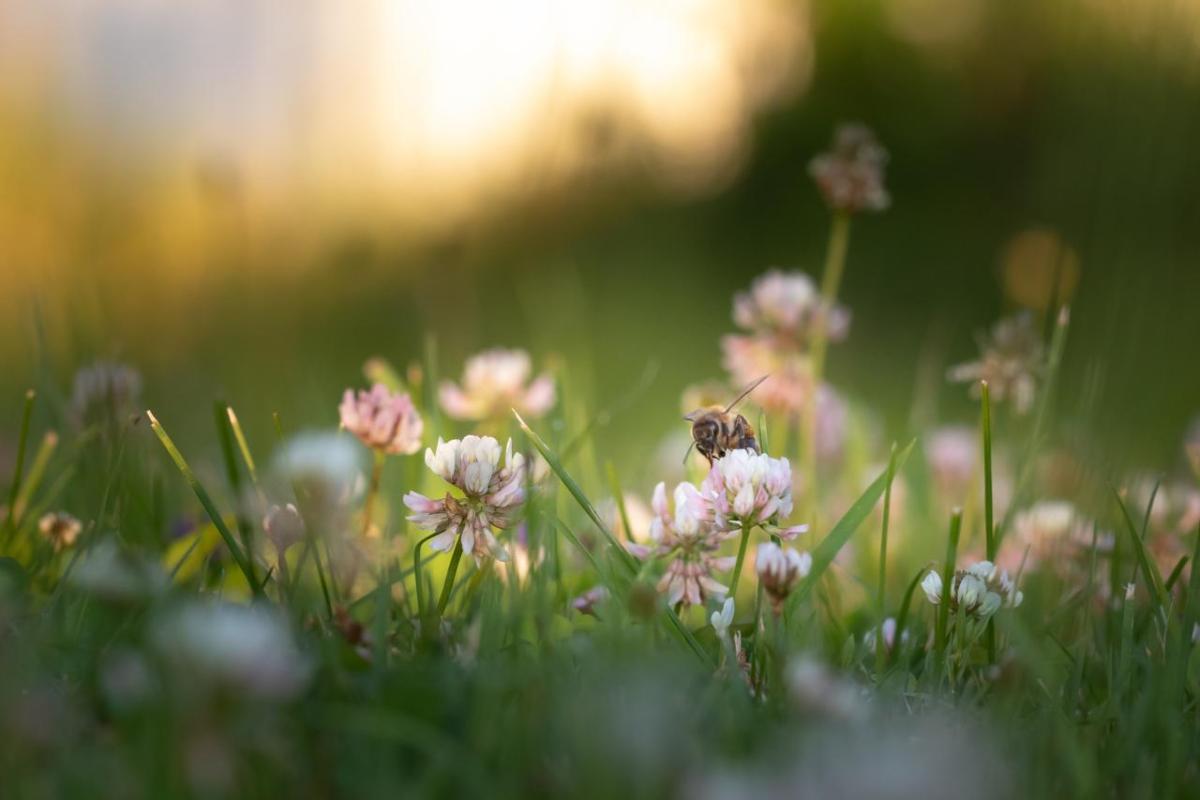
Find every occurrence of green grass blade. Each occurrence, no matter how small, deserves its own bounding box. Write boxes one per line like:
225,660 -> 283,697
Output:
4,389 -> 35,533
789,440 -> 914,610
225,407 -> 261,489
147,410 -> 260,595
1113,488 -> 1169,610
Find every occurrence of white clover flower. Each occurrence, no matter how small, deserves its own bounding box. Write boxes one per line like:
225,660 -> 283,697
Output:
863,617 -> 909,652
785,655 -> 865,721
808,123 -> 890,214
67,539 -> 167,603
628,481 -> 733,608
755,542 -> 812,611
273,431 -> 362,505
702,449 -> 805,538
711,598 -> 736,641
403,435 -> 525,564
338,383 -> 423,455
262,503 -> 305,555
151,601 -> 311,702
438,348 -> 555,421
923,560 -> 1022,620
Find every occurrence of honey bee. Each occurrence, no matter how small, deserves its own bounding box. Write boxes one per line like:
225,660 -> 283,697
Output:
683,375 -> 768,466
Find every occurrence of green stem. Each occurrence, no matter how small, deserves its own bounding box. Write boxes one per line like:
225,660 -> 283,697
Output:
437,535 -> 465,616
982,381 -> 997,663
728,522 -> 753,601
803,211 -> 852,525
362,450 -> 386,537
935,508 -> 963,659
875,443 -> 898,676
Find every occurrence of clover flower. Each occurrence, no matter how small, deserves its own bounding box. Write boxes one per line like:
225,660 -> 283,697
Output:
948,314 -> 1044,415
339,384 -> 423,454
755,543 -> 812,612
1005,500 -> 1105,573
922,561 -> 1023,620
262,503 -> 305,555
151,601 -> 311,702
628,481 -> 734,608
925,426 -> 978,496
70,360 -> 142,427
808,123 -> 890,214
37,511 -> 82,552
731,269 -> 851,342
863,617 -> 909,653
403,435 -> 526,564
439,348 -> 555,421
702,449 -> 806,538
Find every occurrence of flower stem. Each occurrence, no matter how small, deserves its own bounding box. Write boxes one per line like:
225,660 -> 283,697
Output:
437,535 -> 465,616
803,211 -> 852,526
729,522 -> 753,601
362,449 -> 386,537
935,508 -> 963,660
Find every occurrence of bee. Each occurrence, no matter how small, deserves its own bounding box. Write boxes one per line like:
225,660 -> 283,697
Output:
683,375 -> 768,466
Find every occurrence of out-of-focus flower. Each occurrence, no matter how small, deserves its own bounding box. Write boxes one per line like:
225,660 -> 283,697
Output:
1005,500 -> 1104,573
755,543 -> 812,612
151,601 -> 310,702
67,539 -> 166,603
731,269 -> 850,342
702,449 -> 806,538
628,481 -> 734,608
808,123 -> 890,214
70,361 -> 142,427
403,436 -> 525,564
922,561 -> 1022,620
721,333 -> 814,415
785,655 -> 865,720
272,431 -> 362,509
262,503 -> 304,555
1129,478 -> 1200,582
1186,418 -> 1200,478
439,348 -> 555,421
599,492 -> 654,544
37,512 -> 82,552
948,314 -> 1044,415
572,585 -> 610,617
863,617 -> 909,653
711,597 -> 736,641
339,384 -> 423,455
925,426 -> 978,497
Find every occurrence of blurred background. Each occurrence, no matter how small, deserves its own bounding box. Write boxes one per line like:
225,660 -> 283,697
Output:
1,0 -> 1198,476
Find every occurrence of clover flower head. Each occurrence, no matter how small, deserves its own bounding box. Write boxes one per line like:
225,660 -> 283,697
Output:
755,543 -> 812,611
863,617 -> 910,653
808,123 -> 890,214
732,269 -> 850,342
948,314 -> 1044,415
151,601 -> 311,702
922,560 -> 1022,620
37,511 -> 82,552
262,503 -> 305,555
628,481 -> 733,608
925,425 -> 978,495
572,585 -> 610,617
339,384 -> 423,455
702,449 -> 802,537
439,348 -> 555,421
404,436 -> 526,564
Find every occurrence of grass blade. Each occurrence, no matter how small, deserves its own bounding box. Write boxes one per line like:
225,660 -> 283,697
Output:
1113,488 -> 1169,611
147,410 -> 260,595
